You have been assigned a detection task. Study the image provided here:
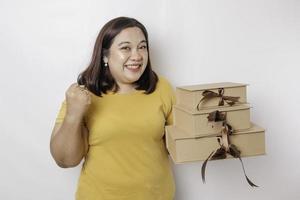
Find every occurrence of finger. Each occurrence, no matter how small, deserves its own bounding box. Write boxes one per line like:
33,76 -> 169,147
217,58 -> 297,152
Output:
77,86 -> 90,96
78,85 -> 90,93
84,90 -> 90,97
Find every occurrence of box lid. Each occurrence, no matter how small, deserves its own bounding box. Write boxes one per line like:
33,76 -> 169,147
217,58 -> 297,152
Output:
166,123 -> 265,140
177,82 -> 248,91
174,103 -> 251,115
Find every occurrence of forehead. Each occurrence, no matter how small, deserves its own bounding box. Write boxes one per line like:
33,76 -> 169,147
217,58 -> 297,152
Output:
112,27 -> 146,45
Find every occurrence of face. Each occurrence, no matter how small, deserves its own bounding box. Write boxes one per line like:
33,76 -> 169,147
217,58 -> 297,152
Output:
103,27 -> 148,87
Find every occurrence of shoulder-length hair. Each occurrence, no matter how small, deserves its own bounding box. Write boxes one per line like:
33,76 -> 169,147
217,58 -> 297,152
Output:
77,16 -> 158,97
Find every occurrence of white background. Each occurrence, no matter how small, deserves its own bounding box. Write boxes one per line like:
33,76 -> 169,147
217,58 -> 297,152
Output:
1,0 -> 299,199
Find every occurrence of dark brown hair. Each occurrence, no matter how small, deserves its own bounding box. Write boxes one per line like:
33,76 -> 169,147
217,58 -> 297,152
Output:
77,16 -> 158,97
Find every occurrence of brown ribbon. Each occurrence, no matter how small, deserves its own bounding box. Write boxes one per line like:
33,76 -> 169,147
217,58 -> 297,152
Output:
201,113 -> 258,187
196,88 -> 240,110
207,110 -> 227,122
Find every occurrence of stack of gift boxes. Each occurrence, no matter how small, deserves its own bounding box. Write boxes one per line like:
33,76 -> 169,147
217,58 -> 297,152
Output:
165,82 -> 265,183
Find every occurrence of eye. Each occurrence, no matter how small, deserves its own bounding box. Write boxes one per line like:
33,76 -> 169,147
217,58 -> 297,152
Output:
120,46 -> 131,51
139,45 -> 147,49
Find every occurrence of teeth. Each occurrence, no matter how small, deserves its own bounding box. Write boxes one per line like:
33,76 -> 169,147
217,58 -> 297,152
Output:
126,64 -> 141,69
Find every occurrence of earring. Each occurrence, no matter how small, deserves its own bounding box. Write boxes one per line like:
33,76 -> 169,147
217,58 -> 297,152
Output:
104,62 -> 108,67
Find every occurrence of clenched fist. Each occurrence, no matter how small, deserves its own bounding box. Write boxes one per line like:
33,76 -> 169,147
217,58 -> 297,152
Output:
65,83 -> 91,120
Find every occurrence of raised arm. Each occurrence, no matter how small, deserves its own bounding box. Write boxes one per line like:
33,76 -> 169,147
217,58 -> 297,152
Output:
50,83 -> 91,168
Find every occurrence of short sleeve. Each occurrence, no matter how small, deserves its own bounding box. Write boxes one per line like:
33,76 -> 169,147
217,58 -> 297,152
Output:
159,76 -> 176,126
55,100 -> 67,124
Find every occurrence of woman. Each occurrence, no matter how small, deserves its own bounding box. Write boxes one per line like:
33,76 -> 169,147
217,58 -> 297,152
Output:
50,16 -> 176,200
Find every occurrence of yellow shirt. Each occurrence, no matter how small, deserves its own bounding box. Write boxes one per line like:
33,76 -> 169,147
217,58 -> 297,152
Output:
55,76 -> 176,200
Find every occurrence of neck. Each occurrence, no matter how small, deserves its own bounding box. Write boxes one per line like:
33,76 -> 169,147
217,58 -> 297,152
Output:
115,82 -> 137,94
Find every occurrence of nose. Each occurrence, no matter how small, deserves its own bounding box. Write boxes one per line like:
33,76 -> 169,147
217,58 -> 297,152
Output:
130,49 -> 142,61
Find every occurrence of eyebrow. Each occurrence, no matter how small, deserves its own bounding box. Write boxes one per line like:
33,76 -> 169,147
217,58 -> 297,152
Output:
118,40 -> 147,46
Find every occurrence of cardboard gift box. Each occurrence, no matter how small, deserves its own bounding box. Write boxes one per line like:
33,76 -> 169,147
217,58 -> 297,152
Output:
174,104 -> 251,137
165,123 -> 265,164
176,82 -> 247,111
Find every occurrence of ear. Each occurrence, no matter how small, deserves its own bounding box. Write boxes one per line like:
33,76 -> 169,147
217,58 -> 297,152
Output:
102,48 -> 109,63
103,56 -> 108,64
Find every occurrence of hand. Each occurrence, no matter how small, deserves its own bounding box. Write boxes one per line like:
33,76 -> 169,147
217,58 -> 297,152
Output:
65,83 -> 91,120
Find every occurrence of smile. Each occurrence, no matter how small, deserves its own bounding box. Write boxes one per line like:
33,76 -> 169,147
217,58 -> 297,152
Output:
124,64 -> 142,72
124,64 -> 142,69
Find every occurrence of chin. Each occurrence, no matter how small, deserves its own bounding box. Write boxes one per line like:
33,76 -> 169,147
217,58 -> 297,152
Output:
125,75 -> 142,83
125,70 -> 145,82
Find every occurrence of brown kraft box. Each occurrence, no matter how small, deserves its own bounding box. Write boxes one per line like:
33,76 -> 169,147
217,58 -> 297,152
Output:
174,104 -> 251,137
165,123 -> 265,164
176,82 -> 247,111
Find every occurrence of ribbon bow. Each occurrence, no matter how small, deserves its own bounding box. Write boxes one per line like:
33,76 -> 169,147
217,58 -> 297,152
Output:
196,88 -> 240,110
201,114 -> 258,187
